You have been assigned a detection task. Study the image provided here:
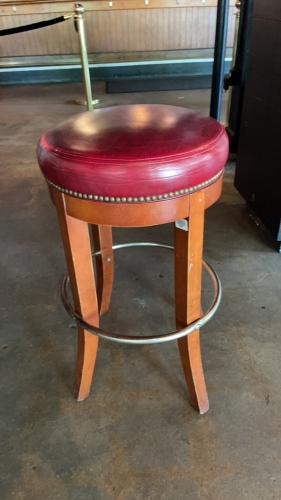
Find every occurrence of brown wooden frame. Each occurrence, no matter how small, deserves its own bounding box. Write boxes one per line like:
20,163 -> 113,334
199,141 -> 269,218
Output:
1,0 -> 235,16
50,174 -> 222,413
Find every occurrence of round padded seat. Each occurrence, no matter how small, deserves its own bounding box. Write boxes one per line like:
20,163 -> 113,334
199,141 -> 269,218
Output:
37,104 -> 228,203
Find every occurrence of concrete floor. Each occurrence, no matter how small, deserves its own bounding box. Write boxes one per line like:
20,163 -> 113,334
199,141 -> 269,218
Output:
1,82 -> 281,500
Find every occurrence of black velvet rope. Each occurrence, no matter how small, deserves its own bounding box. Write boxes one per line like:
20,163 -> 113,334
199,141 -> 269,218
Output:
0,15 -> 69,37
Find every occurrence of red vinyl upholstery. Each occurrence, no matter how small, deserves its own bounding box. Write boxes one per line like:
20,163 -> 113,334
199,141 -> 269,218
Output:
37,104 -> 229,203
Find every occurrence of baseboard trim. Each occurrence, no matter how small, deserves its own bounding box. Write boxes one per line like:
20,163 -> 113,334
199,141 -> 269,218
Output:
0,57 -> 231,85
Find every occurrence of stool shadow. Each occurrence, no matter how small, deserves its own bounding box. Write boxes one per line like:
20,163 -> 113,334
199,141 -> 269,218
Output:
137,344 -> 188,401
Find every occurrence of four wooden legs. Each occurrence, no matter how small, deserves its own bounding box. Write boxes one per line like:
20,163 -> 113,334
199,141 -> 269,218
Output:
53,188 -> 209,412
174,191 -> 209,414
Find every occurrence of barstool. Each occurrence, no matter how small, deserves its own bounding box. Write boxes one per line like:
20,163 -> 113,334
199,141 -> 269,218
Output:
37,104 -> 228,414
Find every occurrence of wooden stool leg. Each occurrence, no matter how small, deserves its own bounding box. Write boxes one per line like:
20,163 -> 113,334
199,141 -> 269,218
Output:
174,191 -> 209,414
53,189 -> 99,401
91,225 -> 114,316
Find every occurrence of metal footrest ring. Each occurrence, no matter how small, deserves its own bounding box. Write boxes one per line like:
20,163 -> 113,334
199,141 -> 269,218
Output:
61,242 -> 222,345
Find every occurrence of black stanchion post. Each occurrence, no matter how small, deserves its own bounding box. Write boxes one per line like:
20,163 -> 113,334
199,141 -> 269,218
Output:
225,1 -> 241,125
210,0 -> 230,121
225,0 -> 254,152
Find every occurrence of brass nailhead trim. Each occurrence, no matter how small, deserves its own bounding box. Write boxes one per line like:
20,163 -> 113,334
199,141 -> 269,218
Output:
46,170 -> 223,203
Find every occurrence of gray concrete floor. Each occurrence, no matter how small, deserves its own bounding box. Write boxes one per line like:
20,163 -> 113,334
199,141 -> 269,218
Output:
1,82 -> 281,500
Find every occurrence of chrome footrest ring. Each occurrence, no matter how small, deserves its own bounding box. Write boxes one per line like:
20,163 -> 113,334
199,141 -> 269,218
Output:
61,242 -> 222,345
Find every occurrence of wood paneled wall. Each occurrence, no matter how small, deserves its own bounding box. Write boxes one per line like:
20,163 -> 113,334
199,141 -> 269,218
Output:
1,6 -> 235,58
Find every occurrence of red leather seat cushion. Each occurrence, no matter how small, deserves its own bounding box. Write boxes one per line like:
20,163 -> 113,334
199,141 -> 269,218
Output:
37,104 -> 229,202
